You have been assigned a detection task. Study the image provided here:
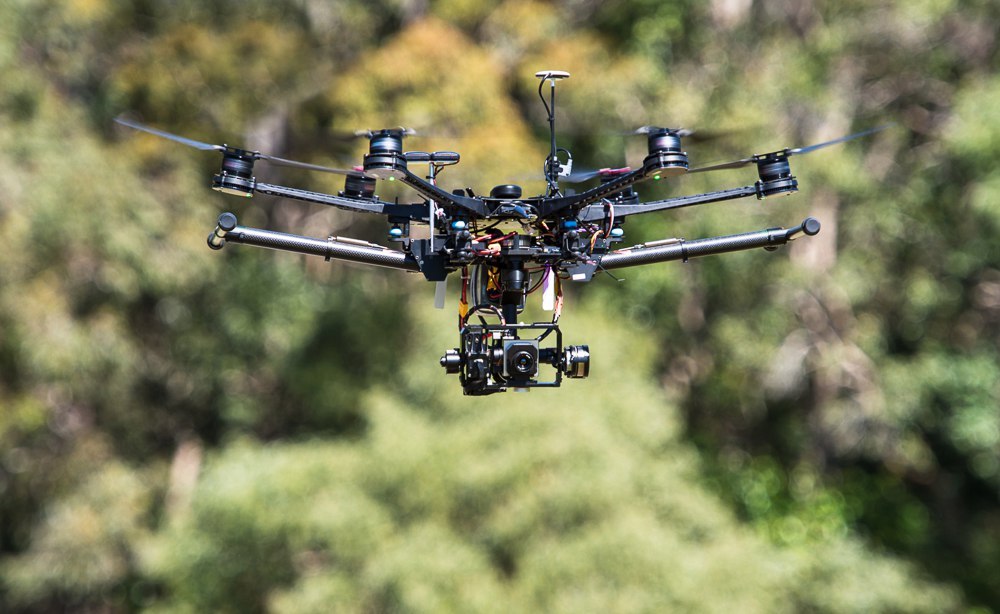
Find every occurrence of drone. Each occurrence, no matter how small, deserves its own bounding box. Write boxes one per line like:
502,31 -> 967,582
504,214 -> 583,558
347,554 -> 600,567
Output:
117,70 -> 886,395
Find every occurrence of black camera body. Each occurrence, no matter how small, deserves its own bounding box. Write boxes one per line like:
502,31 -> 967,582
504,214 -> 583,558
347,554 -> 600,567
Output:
441,322 -> 589,395
503,339 -> 539,380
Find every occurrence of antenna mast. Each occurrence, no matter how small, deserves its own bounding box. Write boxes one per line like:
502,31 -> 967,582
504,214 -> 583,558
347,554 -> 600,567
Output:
536,70 -> 570,196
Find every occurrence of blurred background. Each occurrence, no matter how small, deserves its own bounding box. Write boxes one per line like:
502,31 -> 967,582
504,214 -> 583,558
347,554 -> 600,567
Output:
1,0 -> 998,611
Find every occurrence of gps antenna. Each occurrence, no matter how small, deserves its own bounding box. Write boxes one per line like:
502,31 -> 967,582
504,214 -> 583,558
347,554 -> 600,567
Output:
536,70 -> 570,196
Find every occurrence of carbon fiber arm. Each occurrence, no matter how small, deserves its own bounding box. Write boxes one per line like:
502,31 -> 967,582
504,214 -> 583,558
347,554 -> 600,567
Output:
207,212 -> 420,272
598,217 -> 820,270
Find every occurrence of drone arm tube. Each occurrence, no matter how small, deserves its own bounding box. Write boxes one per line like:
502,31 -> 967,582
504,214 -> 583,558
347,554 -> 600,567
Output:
208,213 -> 420,272
599,217 -> 820,270
577,185 -> 758,222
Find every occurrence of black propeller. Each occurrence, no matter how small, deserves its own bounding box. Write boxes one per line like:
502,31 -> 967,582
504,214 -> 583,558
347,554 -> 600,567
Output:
636,126 -> 696,137
631,125 -> 694,137
627,125 -> 740,143
688,125 -> 891,174
115,116 -> 370,177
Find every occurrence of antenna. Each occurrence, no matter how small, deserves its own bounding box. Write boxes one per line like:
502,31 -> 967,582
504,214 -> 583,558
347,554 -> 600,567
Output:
536,70 -> 570,196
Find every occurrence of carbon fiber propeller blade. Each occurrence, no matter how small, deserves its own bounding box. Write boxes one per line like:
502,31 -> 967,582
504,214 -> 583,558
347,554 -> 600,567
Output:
116,116 -> 369,177
688,125 -> 892,174
115,116 -> 224,151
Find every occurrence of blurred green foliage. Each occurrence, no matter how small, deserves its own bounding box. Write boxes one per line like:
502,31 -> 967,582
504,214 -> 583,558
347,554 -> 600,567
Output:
1,0 -> 999,611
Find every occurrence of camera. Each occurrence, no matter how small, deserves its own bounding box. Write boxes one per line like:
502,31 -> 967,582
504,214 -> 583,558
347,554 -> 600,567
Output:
440,322 -> 589,395
504,340 -> 539,380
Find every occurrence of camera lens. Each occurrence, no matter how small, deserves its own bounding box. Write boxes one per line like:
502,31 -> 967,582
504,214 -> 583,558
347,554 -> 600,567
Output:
511,350 -> 535,374
504,340 -> 539,379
